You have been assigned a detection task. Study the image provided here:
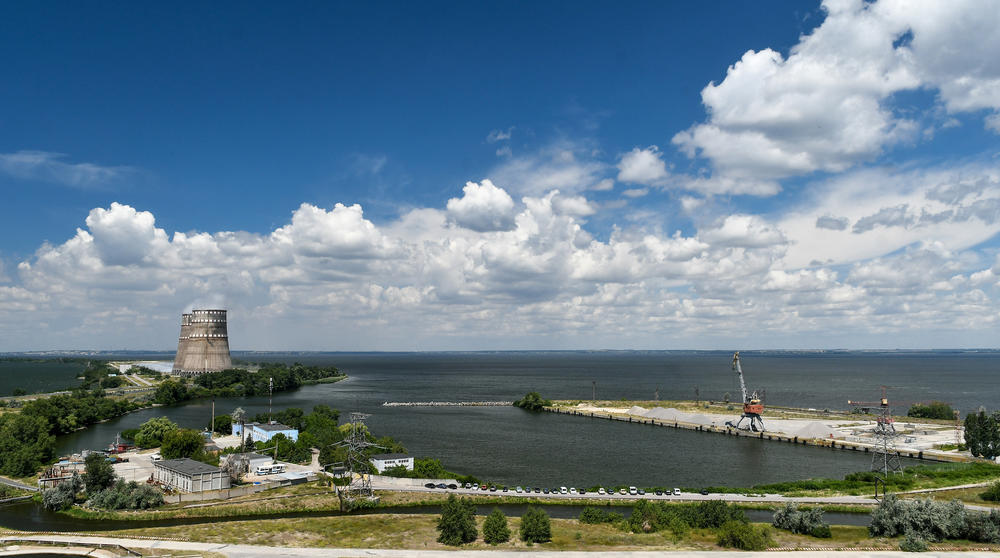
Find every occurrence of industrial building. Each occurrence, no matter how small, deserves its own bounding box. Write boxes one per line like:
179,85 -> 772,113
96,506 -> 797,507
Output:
233,422 -> 299,443
153,458 -> 231,493
171,309 -> 232,375
370,453 -> 414,473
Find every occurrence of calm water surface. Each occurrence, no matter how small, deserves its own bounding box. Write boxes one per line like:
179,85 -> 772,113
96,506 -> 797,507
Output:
50,351 -> 988,487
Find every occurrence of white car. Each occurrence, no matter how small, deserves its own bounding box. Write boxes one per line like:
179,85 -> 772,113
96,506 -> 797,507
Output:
516,486 -> 523,493
628,486 -> 638,495
673,488 -> 682,496
559,486 -> 568,494
569,487 -> 578,495
619,488 -> 627,495
471,483 -> 479,490
598,487 -> 606,495
150,453 -> 161,462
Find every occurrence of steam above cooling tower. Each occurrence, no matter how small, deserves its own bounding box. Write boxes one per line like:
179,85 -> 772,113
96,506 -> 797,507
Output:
172,309 -> 232,375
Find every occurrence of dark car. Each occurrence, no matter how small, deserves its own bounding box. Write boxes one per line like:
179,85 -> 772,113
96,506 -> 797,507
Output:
448,484 -> 458,489
424,483 -> 436,489
542,488 -> 550,494
655,490 -> 663,496
637,489 -> 646,495
534,488 -> 541,493
700,489 -> 709,495
490,485 -> 497,492
502,486 -> 509,492
579,488 -> 587,495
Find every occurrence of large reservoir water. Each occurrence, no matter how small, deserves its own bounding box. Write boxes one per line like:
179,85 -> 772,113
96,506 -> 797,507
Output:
40,351 -> 994,488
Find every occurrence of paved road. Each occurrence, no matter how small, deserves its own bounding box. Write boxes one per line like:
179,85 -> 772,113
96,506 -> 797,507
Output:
4,535 -> 1000,558
0,476 -> 37,493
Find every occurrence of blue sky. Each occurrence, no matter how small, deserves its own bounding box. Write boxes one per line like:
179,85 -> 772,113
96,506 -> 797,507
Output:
2,0 -> 1000,351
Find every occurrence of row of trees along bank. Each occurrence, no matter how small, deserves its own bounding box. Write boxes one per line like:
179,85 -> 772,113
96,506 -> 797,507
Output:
152,362 -> 344,405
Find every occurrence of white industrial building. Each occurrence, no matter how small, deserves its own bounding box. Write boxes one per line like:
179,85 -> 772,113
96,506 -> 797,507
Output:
370,453 -> 414,473
154,457 -> 231,492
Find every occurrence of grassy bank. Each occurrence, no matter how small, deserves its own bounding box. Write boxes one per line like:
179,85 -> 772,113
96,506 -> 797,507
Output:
701,462 -> 1000,496
59,481 -> 874,522
83,513 -> 949,551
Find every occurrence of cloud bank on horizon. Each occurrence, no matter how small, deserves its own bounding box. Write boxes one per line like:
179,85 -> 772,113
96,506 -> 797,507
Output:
2,0 -> 1000,350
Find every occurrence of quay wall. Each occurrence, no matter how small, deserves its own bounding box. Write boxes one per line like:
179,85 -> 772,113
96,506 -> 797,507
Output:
544,406 -> 972,464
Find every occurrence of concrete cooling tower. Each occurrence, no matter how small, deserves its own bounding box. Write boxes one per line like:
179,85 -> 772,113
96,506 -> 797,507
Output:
171,309 -> 232,375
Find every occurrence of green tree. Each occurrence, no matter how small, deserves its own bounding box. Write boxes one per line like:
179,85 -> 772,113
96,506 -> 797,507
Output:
133,417 -> 178,448
436,494 -> 477,545
82,452 -> 116,495
519,506 -> 551,543
0,413 -> 55,476
907,401 -> 955,420
964,409 -> 1000,460
212,414 -> 232,435
160,428 -> 206,459
513,392 -> 552,411
153,379 -> 190,405
483,507 -> 511,545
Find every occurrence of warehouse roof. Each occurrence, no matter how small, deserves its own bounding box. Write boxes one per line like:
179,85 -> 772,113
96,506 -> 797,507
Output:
370,453 -> 411,461
250,422 -> 296,432
154,458 -> 222,476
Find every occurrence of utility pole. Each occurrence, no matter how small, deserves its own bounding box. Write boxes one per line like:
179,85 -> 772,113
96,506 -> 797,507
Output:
268,377 -> 274,424
592,381 -> 596,401
211,399 -> 215,439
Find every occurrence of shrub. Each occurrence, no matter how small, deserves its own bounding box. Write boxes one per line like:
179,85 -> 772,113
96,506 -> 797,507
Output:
810,524 -> 832,538
981,481 -> 1000,502
870,494 -> 970,542
772,503 -> 829,536
41,474 -> 82,511
717,520 -> 771,551
482,508 -> 511,545
85,479 -> 163,510
513,392 -> 552,411
436,494 -> 477,545
900,530 -> 928,552
520,506 -> 552,543
668,516 -> 690,538
579,506 -> 622,524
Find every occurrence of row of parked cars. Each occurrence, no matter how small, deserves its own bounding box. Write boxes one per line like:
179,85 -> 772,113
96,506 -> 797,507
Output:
428,483 -> 702,497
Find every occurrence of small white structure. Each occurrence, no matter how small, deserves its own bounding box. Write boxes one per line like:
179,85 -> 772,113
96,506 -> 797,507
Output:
154,458 -> 231,493
220,452 -> 273,475
370,453 -> 414,473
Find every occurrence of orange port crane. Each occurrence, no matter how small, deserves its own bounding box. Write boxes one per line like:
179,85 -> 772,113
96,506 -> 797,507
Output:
725,352 -> 765,432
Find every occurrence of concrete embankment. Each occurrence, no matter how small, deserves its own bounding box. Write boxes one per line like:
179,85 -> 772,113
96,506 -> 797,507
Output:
544,406 -> 972,464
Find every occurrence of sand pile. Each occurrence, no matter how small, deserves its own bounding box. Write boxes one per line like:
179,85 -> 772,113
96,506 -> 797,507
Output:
645,407 -> 684,421
794,421 -> 838,439
626,406 -> 648,416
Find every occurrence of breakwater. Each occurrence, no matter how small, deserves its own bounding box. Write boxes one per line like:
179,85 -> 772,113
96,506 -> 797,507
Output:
544,406 -> 972,464
382,401 -> 512,407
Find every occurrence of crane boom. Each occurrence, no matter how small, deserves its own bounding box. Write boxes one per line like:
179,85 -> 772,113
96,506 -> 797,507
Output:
733,352 -> 748,404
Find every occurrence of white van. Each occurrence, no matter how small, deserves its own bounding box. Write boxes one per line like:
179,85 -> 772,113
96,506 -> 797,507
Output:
672,487 -> 681,496
559,486 -> 568,494
628,486 -> 638,495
